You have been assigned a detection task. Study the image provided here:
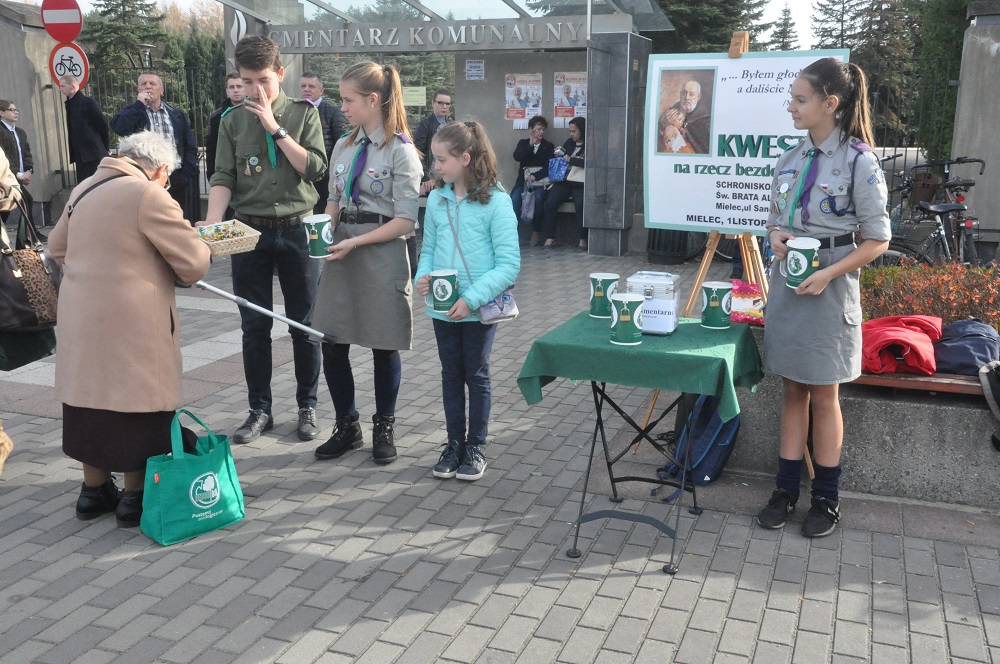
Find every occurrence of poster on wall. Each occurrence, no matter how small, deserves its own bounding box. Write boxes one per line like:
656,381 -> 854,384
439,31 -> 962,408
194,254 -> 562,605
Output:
505,73 -> 542,129
643,49 -> 849,235
553,71 -> 587,128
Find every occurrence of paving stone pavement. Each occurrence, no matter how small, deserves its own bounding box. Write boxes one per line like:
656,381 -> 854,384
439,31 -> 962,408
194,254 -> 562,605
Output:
2,242 -> 999,664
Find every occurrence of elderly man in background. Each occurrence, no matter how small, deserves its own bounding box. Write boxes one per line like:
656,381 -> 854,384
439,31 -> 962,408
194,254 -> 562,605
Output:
299,71 -> 349,215
58,75 -> 110,183
48,131 -> 211,527
111,72 -> 200,222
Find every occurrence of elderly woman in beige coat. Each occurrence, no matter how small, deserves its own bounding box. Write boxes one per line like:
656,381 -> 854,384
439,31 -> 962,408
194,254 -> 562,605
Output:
48,131 -> 211,527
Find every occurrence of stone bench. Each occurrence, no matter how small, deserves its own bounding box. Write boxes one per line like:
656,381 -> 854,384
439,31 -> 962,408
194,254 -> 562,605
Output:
728,328 -> 999,509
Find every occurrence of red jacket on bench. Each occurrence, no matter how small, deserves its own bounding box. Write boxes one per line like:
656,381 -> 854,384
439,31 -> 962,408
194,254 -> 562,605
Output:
861,315 -> 942,375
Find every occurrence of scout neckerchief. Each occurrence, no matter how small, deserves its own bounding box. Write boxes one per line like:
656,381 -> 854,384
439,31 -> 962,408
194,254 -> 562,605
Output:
345,135 -> 372,209
788,147 -> 819,229
264,131 -> 278,169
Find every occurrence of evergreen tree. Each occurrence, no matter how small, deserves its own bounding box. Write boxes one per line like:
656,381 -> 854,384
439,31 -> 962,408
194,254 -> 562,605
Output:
653,1 -> 743,53
79,0 -> 167,70
739,0 -> 776,52
812,0 -> 865,49
769,3 -> 799,51
913,0 -> 968,160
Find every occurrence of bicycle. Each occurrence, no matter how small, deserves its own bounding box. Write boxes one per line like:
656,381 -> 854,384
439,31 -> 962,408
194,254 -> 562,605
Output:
53,55 -> 82,78
681,232 -> 738,262
869,156 -> 985,267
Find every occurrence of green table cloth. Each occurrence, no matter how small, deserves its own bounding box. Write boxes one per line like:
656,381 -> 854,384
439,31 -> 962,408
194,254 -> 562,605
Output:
518,314 -> 764,422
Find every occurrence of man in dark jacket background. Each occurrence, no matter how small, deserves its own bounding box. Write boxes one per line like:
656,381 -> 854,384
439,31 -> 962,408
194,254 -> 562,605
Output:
111,72 -> 200,222
299,72 -> 348,214
206,73 -> 245,178
58,75 -> 110,183
413,88 -> 452,195
0,99 -> 39,234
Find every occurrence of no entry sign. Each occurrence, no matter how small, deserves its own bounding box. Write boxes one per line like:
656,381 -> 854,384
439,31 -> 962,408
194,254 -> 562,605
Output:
41,0 -> 82,43
49,42 -> 89,88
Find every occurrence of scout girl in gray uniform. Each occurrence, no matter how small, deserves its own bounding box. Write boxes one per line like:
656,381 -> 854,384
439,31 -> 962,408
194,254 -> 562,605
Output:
756,58 -> 890,537
312,62 -> 422,466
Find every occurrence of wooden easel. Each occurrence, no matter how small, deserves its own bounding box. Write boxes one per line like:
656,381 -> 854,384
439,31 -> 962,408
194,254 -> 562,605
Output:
633,32 -> 813,479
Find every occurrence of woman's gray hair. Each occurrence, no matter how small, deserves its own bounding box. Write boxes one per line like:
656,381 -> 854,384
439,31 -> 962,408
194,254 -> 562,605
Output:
117,131 -> 180,175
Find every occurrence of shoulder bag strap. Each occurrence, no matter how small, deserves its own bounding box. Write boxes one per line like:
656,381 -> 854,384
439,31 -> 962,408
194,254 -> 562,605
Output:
443,200 -> 476,286
65,174 -> 128,219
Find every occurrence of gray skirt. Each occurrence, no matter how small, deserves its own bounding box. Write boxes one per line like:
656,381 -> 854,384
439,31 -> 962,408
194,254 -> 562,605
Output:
762,244 -> 862,385
312,221 -> 413,350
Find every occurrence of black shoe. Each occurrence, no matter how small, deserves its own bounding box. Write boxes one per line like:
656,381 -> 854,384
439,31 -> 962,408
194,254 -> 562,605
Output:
116,490 -> 143,528
297,407 -> 319,441
433,439 -> 464,479
755,489 -> 796,529
372,414 -> 397,465
76,479 -> 120,520
314,414 -> 363,460
234,410 -> 273,444
456,444 -> 487,481
802,496 -> 840,538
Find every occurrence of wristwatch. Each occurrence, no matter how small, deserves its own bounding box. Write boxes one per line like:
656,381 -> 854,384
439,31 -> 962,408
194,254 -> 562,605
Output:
272,127 -> 289,141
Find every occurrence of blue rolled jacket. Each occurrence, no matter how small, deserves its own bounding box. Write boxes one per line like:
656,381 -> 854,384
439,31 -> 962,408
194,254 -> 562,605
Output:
415,184 -> 521,323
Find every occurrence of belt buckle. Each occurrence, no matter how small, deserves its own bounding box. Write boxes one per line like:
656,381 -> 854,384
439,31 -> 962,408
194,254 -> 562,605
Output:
347,212 -> 358,224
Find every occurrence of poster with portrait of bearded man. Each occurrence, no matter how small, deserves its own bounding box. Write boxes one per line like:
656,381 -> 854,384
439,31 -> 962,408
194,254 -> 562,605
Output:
656,69 -> 715,155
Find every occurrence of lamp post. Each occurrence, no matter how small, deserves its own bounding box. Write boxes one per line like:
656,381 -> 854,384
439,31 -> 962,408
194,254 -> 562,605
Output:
138,44 -> 154,69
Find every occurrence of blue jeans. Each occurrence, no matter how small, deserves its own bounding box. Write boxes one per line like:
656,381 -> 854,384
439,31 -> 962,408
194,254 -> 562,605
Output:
231,222 -> 321,414
432,318 -> 497,446
510,184 -> 544,229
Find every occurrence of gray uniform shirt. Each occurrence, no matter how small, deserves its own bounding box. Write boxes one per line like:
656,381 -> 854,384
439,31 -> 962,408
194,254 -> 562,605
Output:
328,125 -> 422,222
769,128 -> 890,241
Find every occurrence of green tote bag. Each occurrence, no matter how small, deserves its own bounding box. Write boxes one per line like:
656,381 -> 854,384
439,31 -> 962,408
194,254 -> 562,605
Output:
140,409 -> 245,546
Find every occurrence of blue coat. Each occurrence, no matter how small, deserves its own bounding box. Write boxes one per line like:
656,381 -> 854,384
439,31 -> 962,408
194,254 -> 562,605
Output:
415,184 -> 521,323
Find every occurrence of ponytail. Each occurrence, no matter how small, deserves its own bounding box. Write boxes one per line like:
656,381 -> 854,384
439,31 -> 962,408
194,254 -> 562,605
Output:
842,63 -> 875,148
800,57 -> 876,148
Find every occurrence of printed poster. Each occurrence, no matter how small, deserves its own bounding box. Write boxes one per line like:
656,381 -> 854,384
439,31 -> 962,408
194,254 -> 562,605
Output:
643,50 -> 849,234
505,73 -> 542,127
553,71 -> 587,128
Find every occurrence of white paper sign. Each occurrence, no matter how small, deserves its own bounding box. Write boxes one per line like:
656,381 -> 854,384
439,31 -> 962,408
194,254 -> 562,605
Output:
465,59 -> 484,81
643,50 -> 849,234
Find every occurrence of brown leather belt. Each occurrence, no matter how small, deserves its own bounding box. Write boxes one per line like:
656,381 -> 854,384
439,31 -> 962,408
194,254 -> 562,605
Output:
235,212 -> 306,230
339,210 -> 389,225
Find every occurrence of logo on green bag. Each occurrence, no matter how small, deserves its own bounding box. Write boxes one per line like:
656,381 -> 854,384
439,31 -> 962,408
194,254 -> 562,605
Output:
190,472 -> 221,509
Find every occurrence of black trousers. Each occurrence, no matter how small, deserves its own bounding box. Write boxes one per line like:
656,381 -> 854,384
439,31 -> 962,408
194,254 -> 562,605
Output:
0,186 -> 38,232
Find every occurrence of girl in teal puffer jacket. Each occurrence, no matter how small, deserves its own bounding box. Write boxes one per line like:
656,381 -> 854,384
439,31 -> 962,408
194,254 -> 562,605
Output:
415,121 -> 521,481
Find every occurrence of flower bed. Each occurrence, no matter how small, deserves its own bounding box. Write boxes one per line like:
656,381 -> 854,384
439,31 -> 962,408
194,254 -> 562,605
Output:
860,262 -> 1000,328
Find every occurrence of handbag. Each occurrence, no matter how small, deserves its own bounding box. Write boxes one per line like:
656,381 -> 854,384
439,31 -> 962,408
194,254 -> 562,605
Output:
443,201 -> 519,325
0,201 -> 61,332
0,328 -> 57,371
140,409 -> 245,546
520,179 -> 536,224
548,157 -> 568,182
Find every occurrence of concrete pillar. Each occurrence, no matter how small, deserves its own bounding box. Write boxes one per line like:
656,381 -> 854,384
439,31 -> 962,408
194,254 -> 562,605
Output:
952,2 -> 1000,241
585,31 -> 651,257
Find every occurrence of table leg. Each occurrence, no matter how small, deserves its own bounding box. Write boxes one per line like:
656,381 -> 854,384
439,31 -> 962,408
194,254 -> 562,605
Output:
567,382 -> 606,559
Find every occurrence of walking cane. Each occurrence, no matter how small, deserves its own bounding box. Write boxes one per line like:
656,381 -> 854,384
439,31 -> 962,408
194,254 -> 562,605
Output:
194,280 -> 337,345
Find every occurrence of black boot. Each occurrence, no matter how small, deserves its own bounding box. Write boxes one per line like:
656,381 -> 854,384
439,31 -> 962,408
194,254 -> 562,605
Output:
76,479 -> 121,520
372,414 -> 397,465
314,413 -> 363,460
116,490 -> 143,528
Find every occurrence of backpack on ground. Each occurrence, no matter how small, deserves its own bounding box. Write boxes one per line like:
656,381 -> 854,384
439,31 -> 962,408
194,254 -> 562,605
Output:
656,393 -> 740,490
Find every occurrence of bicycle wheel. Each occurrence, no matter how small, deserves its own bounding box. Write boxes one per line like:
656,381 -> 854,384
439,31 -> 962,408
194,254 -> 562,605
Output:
714,236 -> 737,262
682,231 -> 708,261
962,232 -> 979,266
868,243 -> 931,267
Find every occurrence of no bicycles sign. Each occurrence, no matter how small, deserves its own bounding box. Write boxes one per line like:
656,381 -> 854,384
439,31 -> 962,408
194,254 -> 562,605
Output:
48,42 -> 89,88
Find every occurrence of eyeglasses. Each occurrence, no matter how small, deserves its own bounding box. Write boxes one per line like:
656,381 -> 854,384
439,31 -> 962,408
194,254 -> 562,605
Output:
434,101 -> 451,106
3,108 -> 17,113
163,177 -> 171,192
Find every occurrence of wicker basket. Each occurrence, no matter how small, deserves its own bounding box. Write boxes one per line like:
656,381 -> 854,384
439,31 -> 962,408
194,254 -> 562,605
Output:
198,220 -> 261,257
